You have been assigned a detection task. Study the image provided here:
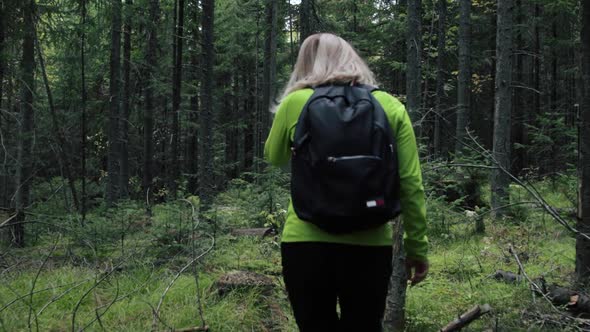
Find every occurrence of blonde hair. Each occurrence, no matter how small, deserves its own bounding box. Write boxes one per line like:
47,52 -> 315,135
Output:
275,33 -> 378,112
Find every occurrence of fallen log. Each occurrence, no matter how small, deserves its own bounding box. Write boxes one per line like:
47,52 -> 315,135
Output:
440,304 -> 492,332
546,285 -> 590,315
492,270 -> 523,283
214,270 -> 275,296
230,227 -> 276,237
159,326 -> 209,332
522,310 -> 590,330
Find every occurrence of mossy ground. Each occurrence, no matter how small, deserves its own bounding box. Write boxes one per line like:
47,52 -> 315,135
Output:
0,173 -> 582,331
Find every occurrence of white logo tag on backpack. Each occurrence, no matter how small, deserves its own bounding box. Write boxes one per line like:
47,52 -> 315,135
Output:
366,199 -> 385,208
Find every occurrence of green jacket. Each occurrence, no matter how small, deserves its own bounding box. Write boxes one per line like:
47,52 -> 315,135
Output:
264,88 -> 428,261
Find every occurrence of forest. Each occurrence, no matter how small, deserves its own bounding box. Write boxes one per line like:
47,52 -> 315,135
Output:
1,0 -> 590,330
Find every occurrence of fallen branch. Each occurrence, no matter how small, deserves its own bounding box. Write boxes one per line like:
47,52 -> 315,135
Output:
36,279 -> 92,317
1,278 -> 93,314
71,258 -> 127,331
492,269 -> 523,283
508,245 -> 558,311
152,235 -> 215,331
0,213 -> 16,228
493,259 -> 590,316
230,227 -> 275,237
159,326 -> 209,332
79,266 -> 156,331
546,285 -> 590,314
466,131 -> 590,241
28,234 -> 61,331
439,304 -> 491,332
523,310 -> 590,331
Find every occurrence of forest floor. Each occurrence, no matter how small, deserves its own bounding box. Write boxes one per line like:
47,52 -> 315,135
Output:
0,171 -> 584,331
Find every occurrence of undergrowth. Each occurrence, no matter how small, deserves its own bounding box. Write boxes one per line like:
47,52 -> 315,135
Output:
0,166 -> 582,331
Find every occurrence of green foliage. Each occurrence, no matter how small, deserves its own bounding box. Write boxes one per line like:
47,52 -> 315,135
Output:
521,114 -> 578,174
214,166 -> 290,231
0,194 -> 293,331
1,174 -> 580,331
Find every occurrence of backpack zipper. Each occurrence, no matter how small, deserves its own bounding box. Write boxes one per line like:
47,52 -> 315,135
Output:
327,155 -> 382,162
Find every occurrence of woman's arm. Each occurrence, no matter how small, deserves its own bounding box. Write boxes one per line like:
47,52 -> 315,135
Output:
378,92 -> 428,262
264,95 -> 293,167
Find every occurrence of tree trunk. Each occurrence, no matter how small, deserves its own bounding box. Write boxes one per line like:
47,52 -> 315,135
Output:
198,0 -> 215,208
289,0 -> 295,68
80,0 -> 88,222
575,0 -> 590,282
187,0 -> 200,195
262,0 -> 278,146
107,0 -> 122,206
534,4 -> 541,119
512,0 -> 526,173
169,0 -> 185,198
231,64 -> 240,177
0,0 -> 6,208
491,0 -> 514,220
406,0 -> 421,123
238,69 -> 247,172
143,0 -> 159,202
35,30 -> 80,212
352,0 -> 358,33
13,0 -> 36,247
299,0 -> 314,42
384,219 -> 407,331
434,0 -> 446,156
455,0 -> 471,157
552,21 -> 558,115
244,72 -> 255,171
120,0 -> 132,199
253,13 -> 262,173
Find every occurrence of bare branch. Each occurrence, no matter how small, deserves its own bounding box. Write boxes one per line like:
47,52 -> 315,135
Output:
509,244 -> 560,313
152,234 -> 215,331
465,131 -> 590,240
28,234 -> 61,331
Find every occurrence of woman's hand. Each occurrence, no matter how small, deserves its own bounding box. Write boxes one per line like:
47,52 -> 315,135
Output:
406,257 -> 429,286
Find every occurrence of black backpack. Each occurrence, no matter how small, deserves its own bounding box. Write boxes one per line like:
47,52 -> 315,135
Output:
291,84 -> 401,233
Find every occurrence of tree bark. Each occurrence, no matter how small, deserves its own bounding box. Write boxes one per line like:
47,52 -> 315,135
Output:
455,0 -> 471,157
143,0 -> 159,202
406,0 -> 422,123
80,0 -> 88,222
491,0 -> 514,220
262,0 -> 278,147
35,30 -> 80,212
534,4 -> 541,119
253,13 -> 262,173
512,0 -> 526,173
440,304 -> 491,332
434,0 -> 446,156
289,0 -> 295,68
13,0 -> 36,247
299,0 -> 314,42
107,0 -> 122,206
384,219 -> 407,331
120,0 -> 132,199
0,0 -> 6,208
575,0 -> 590,282
187,0 -> 200,195
169,0 -> 185,198
198,0 -> 215,208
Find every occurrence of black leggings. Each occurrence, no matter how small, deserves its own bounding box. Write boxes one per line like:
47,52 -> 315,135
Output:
281,242 -> 393,332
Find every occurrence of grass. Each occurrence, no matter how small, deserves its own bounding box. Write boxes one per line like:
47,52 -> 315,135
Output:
0,172 -> 582,331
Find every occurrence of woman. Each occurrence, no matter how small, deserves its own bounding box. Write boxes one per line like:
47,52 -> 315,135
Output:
264,33 -> 428,332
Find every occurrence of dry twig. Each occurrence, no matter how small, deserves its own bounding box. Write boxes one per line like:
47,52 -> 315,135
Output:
465,131 -> 590,240
439,304 -> 491,332
152,235 -> 215,332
